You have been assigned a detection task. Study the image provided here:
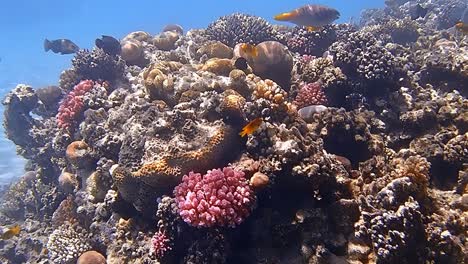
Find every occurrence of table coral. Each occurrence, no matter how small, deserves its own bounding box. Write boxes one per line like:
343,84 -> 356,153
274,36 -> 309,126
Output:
206,13 -> 282,47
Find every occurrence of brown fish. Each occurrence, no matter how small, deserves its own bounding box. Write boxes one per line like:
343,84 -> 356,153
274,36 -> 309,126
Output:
239,117 -> 263,137
44,39 -> 79,54
274,4 -> 340,31
95,35 -> 121,56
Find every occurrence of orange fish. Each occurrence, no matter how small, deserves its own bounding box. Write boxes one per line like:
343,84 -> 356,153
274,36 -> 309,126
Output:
455,21 -> 468,34
239,117 -> 263,137
1,224 -> 20,240
240,43 -> 258,57
274,4 -> 340,30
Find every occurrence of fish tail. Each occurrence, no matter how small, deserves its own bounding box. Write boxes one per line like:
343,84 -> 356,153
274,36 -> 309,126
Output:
239,129 -> 247,137
44,39 -> 51,52
306,26 -> 320,32
274,12 -> 294,21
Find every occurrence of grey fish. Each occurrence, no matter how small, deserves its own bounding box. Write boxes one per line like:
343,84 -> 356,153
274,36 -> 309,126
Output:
95,35 -> 121,56
410,4 -> 428,20
44,39 -> 79,54
274,4 -> 340,29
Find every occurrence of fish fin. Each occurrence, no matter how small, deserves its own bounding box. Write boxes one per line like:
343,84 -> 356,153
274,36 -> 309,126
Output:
239,129 -> 247,137
274,12 -> 294,21
44,39 -> 51,52
11,225 -> 20,235
252,47 -> 258,57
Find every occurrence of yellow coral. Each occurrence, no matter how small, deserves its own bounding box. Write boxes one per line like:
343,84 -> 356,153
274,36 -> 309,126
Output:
201,58 -> 234,76
220,90 -> 246,118
134,158 -> 181,187
250,76 -> 289,109
197,41 -> 233,59
142,62 -> 181,103
112,125 -> 241,205
392,155 -> 431,189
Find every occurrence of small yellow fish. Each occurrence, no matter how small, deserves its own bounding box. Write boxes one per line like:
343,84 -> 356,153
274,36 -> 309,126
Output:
239,117 -> 263,137
1,224 -> 21,240
455,21 -> 468,34
240,43 -> 258,57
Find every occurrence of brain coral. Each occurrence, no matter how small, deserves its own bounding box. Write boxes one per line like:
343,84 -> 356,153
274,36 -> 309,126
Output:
173,167 -> 255,227
206,13 -> 282,47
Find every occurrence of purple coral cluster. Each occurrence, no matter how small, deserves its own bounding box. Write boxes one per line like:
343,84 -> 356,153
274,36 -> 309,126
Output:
173,167 -> 255,228
151,230 -> 172,259
56,80 -> 94,130
294,82 -> 328,109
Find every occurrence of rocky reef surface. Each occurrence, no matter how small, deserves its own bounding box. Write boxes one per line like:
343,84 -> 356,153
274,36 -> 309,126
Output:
1,1 -> 467,263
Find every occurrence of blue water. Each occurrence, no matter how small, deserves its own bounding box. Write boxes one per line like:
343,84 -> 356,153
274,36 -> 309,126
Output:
0,0 -> 384,182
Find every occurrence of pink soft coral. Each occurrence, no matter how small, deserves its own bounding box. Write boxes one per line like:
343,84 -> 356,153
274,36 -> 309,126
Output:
173,167 -> 255,228
56,80 -> 94,130
294,82 -> 328,109
151,230 -> 172,259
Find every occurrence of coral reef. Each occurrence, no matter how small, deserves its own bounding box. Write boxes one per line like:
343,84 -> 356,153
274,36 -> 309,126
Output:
46,223 -> 92,263
1,2 -> 467,263
173,167 -> 255,227
206,13 -> 282,47
294,82 -> 328,108
56,80 -> 95,130
72,48 -> 126,82
286,25 -> 337,56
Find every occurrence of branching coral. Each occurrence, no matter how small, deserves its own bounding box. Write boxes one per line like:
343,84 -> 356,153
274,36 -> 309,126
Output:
294,82 -> 328,108
56,80 -> 94,130
47,223 -> 92,263
206,13 -> 282,47
286,25 -> 337,56
72,48 -> 125,82
329,30 -> 400,83
151,230 -> 172,259
173,167 -> 255,227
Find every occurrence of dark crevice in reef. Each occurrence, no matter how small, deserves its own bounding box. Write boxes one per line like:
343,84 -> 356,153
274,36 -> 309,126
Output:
323,131 -> 372,169
429,159 -> 461,191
